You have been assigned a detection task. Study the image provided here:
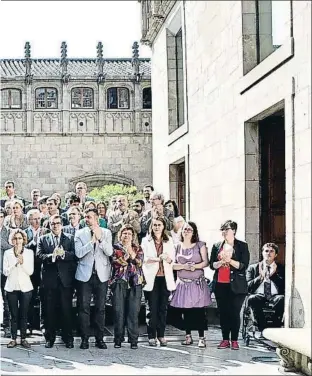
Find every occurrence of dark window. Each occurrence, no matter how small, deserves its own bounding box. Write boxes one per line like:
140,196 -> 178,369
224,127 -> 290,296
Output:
35,88 -> 57,109
1,89 -> 22,109
107,87 -> 130,109
175,28 -> 184,127
143,87 -> 152,109
71,88 -> 94,109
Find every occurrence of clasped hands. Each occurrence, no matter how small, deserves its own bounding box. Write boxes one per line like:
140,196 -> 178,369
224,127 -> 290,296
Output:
184,262 -> 196,271
52,246 -> 65,262
91,227 -> 102,244
159,253 -> 172,264
16,254 -> 23,265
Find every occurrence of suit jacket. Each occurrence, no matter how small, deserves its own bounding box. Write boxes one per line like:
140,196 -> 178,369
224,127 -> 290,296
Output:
0,195 -> 27,213
1,226 -> 12,274
36,231 -> 77,289
141,235 -> 176,292
209,238 -> 250,295
74,226 -> 113,283
25,226 -> 49,276
246,262 -> 285,295
3,247 -> 34,292
140,207 -> 174,236
63,224 -> 84,236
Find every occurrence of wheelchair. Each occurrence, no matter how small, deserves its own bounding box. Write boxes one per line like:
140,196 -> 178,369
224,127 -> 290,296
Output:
241,295 -> 284,347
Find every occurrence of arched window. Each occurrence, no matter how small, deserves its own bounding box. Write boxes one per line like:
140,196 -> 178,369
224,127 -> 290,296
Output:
71,88 -> 94,109
143,87 -> 152,109
35,88 -> 58,109
1,89 -> 22,109
107,87 -> 130,109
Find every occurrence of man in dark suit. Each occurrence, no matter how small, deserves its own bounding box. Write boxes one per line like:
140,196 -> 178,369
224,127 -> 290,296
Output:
25,209 -> 49,333
63,206 -> 84,235
37,214 -> 77,349
0,180 -> 27,212
246,242 -> 285,333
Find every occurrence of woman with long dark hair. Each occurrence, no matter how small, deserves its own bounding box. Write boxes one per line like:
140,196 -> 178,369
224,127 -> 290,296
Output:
170,221 -> 212,348
141,217 -> 176,347
209,220 -> 250,350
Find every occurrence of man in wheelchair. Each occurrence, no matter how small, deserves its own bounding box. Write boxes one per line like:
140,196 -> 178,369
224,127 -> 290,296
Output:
246,243 -> 285,335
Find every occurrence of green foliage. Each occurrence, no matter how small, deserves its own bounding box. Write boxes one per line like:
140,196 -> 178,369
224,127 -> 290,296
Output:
89,184 -> 144,206
0,188 -> 6,197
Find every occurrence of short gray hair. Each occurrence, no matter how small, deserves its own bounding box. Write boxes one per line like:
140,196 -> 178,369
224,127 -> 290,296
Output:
27,209 -> 41,221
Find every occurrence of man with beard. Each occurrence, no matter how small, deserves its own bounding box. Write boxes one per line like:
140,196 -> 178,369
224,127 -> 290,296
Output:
142,185 -> 154,211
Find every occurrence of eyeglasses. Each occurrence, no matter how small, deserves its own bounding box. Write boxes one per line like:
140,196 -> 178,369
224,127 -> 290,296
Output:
51,222 -> 62,226
183,228 -> 193,233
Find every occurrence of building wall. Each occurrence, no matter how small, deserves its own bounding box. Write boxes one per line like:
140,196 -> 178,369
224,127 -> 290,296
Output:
149,0 -> 311,327
1,78 -> 153,197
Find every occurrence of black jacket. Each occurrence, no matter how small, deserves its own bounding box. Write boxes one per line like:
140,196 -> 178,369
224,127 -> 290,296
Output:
209,238 -> 250,295
36,231 -> 77,289
246,262 -> 285,295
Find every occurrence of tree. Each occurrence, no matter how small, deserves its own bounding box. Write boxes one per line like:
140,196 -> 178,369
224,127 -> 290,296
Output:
89,184 -> 144,206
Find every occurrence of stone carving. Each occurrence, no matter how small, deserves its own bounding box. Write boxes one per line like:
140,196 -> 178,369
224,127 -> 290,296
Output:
33,112 -> 61,133
132,41 -> 142,82
106,111 -> 132,132
141,111 -> 152,132
24,42 -> 33,85
290,288 -> 305,328
151,1 -> 164,18
1,112 -> 25,132
61,41 -> 70,84
70,112 -> 97,133
276,347 -> 296,373
68,173 -> 135,191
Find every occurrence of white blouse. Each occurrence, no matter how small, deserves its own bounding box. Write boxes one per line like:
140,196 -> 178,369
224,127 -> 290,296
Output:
3,248 -> 34,293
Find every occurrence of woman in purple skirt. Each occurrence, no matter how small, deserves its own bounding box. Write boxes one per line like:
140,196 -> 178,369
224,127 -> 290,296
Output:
170,221 -> 212,348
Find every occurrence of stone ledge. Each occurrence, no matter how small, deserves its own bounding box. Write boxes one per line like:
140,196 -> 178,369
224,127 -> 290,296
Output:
263,328 -> 311,375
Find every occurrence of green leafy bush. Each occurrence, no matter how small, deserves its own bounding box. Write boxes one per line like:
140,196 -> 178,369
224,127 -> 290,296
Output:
89,184 -> 144,206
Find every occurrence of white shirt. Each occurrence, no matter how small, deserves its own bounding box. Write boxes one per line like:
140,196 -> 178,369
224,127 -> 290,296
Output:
255,261 -> 278,296
170,230 -> 181,245
31,226 -> 40,239
3,248 -> 34,292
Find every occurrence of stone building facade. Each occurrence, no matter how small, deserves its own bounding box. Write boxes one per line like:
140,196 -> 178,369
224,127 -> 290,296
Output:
139,0 -> 311,355
0,41 -> 152,198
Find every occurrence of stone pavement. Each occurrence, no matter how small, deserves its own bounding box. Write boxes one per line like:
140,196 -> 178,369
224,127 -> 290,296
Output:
0,327 -> 298,375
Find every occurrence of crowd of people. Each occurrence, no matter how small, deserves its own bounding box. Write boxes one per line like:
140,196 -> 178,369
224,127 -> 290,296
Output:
0,180 -> 285,351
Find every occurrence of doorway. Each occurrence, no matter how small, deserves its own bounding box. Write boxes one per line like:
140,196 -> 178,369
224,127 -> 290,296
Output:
169,160 -> 186,218
259,111 -> 286,264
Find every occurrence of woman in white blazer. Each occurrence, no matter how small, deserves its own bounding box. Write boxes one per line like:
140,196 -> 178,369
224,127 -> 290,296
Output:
3,229 -> 34,349
141,216 -> 176,347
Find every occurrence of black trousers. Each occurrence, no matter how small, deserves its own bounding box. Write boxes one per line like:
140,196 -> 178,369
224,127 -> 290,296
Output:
1,274 -> 10,329
146,276 -> 170,339
215,283 -> 245,341
44,278 -> 73,343
7,290 -> 32,340
183,308 -> 207,337
78,274 -> 108,340
247,293 -> 284,331
112,280 -> 142,343
27,266 -> 41,330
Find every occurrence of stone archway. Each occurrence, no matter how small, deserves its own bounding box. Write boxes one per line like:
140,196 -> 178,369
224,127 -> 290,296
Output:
68,173 -> 134,191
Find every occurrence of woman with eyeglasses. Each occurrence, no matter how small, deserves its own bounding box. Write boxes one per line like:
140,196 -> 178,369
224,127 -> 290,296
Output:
170,221 -> 212,348
4,200 -> 28,230
141,217 -> 176,347
3,229 -> 34,349
80,201 -> 107,228
111,225 -> 145,349
209,220 -> 250,350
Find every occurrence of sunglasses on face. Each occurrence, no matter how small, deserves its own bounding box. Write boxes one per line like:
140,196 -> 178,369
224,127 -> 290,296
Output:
183,228 -> 193,233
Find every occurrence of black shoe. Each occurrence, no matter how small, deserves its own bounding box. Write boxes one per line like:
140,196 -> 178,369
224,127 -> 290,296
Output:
95,339 -> 107,349
130,342 -> 138,349
114,341 -> 122,348
21,339 -> 31,349
66,341 -> 74,349
45,340 -> 54,348
80,339 -> 89,350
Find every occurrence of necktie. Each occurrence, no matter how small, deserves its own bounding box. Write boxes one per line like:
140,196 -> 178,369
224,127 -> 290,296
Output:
264,265 -> 271,299
54,236 -> 59,248
90,230 -> 96,274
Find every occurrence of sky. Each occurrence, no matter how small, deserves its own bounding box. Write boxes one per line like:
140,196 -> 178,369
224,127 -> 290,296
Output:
0,1 -> 152,59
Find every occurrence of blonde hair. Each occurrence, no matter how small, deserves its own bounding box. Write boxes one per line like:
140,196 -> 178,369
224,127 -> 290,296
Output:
117,224 -> 139,246
9,228 -> 28,246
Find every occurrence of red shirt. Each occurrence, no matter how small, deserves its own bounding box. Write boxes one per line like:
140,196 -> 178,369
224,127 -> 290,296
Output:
217,247 -> 230,283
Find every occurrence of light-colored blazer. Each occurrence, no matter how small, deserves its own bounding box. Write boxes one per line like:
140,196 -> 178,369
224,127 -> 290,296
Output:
141,235 -> 176,292
3,247 -> 34,292
74,226 -> 113,283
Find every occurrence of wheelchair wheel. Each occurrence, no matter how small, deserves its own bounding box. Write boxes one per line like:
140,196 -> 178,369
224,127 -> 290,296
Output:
245,335 -> 250,347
